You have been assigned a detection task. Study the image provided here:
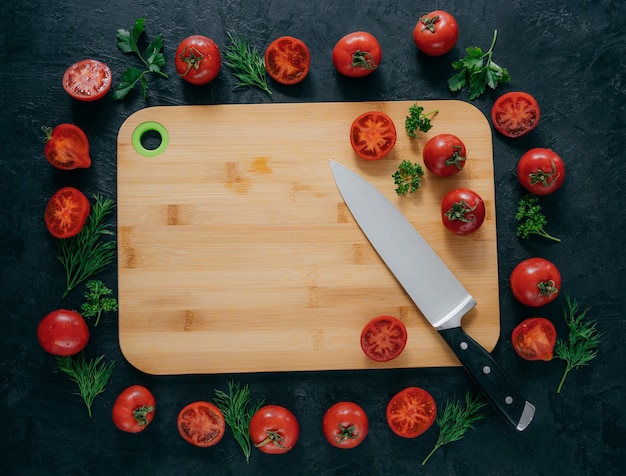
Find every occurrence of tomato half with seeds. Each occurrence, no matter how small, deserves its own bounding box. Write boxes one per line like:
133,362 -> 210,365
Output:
177,401 -> 225,447
510,257 -> 561,307
361,315 -> 407,362
512,317 -> 557,361
413,10 -> 459,56
43,124 -> 91,170
175,35 -> 221,85
322,401 -> 369,449
44,187 -> 90,239
350,111 -> 397,160
62,59 -> 112,101
112,385 -> 156,433
491,92 -> 540,138
423,133 -> 467,177
37,309 -> 90,356
386,387 -> 436,438
265,36 -> 310,85
250,405 -> 299,454
517,148 -> 566,195
441,188 -> 485,235
332,31 -> 382,78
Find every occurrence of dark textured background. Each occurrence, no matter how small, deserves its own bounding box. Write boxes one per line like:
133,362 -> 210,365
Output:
1,1 -> 625,474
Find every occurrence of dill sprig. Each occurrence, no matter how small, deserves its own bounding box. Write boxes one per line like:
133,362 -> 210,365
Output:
422,391 -> 486,465
223,32 -> 272,95
515,194 -> 560,242
555,294 -> 602,394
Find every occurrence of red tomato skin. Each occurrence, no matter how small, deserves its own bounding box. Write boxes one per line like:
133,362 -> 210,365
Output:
62,59 -> 112,101
413,10 -> 459,56
423,133 -> 467,177
322,402 -> 369,449
112,385 -> 156,433
175,35 -> 221,85
491,92 -> 541,138
177,401 -> 225,447
517,148 -> 565,195
386,387 -> 436,438
350,111 -> 397,160
332,31 -> 382,77
44,187 -> 91,239
360,315 -> 407,362
265,36 -> 310,85
441,188 -> 485,235
510,258 -> 561,307
37,309 -> 89,356
44,124 -> 91,170
512,317 -> 557,361
250,405 -> 299,454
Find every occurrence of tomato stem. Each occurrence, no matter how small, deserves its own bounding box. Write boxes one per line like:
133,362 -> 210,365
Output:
333,423 -> 358,442
133,405 -> 155,426
351,50 -> 377,70
255,430 -> 289,449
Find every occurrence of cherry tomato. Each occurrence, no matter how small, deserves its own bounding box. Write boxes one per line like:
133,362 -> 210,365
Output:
43,124 -> 91,170
491,92 -> 541,138
360,315 -> 407,362
322,402 -> 369,449
441,188 -> 485,235
265,36 -> 310,85
512,317 -> 557,361
250,405 -> 299,454
62,59 -> 112,101
177,401 -> 225,447
413,10 -> 459,56
350,111 -> 397,160
510,257 -> 561,307
112,385 -> 156,433
386,387 -> 436,438
423,133 -> 467,177
37,309 -> 89,356
517,148 -> 565,195
44,187 -> 90,239
332,31 -> 382,78
175,35 -> 221,85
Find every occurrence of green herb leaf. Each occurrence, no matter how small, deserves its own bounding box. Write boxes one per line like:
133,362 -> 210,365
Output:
81,280 -> 118,326
392,160 -> 425,195
515,194 -> 560,242
223,32 -> 272,95
405,104 -> 438,138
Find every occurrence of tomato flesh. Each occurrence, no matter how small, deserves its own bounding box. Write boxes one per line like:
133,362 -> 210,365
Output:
265,36 -> 310,85
512,317 -> 556,361
350,111 -> 397,160
491,92 -> 540,138
177,401 -> 225,447
44,124 -> 91,170
37,309 -> 90,356
386,387 -> 436,438
62,59 -> 112,101
361,315 -> 407,362
44,187 -> 90,239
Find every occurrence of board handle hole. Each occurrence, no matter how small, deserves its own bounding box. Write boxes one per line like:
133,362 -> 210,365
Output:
132,121 -> 169,157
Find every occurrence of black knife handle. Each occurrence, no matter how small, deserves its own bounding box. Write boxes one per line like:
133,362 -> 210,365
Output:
439,326 -> 535,431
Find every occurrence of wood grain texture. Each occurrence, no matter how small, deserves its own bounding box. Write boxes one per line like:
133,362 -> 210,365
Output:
117,100 -> 499,375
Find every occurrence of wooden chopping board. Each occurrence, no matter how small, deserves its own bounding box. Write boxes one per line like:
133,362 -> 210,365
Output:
117,100 -> 499,375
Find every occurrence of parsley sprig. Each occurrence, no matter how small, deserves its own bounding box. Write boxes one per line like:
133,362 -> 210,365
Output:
392,160 -> 425,195
405,104 -> 438,138
81,280 -> 118,326
223,32 -> 272,95
555,295 -> 602,394
114,18 -> 168,101
448,30 -> 510,100
515,194 -> 560,242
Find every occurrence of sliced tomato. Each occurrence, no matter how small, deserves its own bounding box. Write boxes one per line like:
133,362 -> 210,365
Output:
512,317 -> 557,361
360,315 -> 407,362
177,401 -> 225,447
386,387 -> 436,438
44,187 -> 90,239
265,36 -> 310,85
62,59 -> 112,101
491,92 -> 540,138
44,124 -> 91,170
350,111 -> 397,160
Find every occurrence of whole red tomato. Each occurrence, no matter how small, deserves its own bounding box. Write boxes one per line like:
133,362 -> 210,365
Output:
332,31 -> 382,77
322,402 -> 369,449
177,401 -> 225,447
386,387 -> 436,438
510,257 -> 561,307
62,59 -> 112,101
44,187 -> 91,239
441,188 -> 485,235
360,315 -> 407,362
250,405 -> 299,454
491,92 -> 540,138
413,10 -> 459,56
44,124 -> 91,170
175,35 -> 221,85
37,309 -> 89,356
517,148 -> 565,195
112,385 -> 156,433
512,317 -> 557,361
423,133 -> 467,177
265,36 -> 310,85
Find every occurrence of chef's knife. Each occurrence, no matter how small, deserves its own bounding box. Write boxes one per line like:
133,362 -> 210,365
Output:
330,160 -> 535,431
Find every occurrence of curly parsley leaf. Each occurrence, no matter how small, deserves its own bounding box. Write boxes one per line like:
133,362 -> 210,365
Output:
81,280 -> 118,326
405,104 -> 438,138
515,194 -> 560,242
392,160 -> 425,195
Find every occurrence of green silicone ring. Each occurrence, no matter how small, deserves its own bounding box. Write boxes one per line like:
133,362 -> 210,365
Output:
131,121 -> 169,157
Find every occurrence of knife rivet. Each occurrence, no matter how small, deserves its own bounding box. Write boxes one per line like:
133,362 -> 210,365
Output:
505,396 -> 514,405
460,341 -> 469,350
482,365 -> 491,374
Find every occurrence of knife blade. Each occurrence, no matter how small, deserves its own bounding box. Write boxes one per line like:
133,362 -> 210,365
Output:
330,160 -> 535,431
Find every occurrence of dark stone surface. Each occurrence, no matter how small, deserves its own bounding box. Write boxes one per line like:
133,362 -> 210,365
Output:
1,1 -> 625,474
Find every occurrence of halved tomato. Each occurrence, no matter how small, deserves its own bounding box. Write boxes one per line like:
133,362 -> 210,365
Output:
491,92 -> 540,138
177,401 -> 225,447
360,315 -> 407,362
44,187 -> 90,239
44,124 -> 91,170
265,36 -> 310,85
62,59 -> 112,101
386,387 -> 436,438
350,111 -> 397,160
512,317 -> 557,361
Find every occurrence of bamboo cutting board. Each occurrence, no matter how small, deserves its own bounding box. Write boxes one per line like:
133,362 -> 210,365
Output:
117,100 -> 500,375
